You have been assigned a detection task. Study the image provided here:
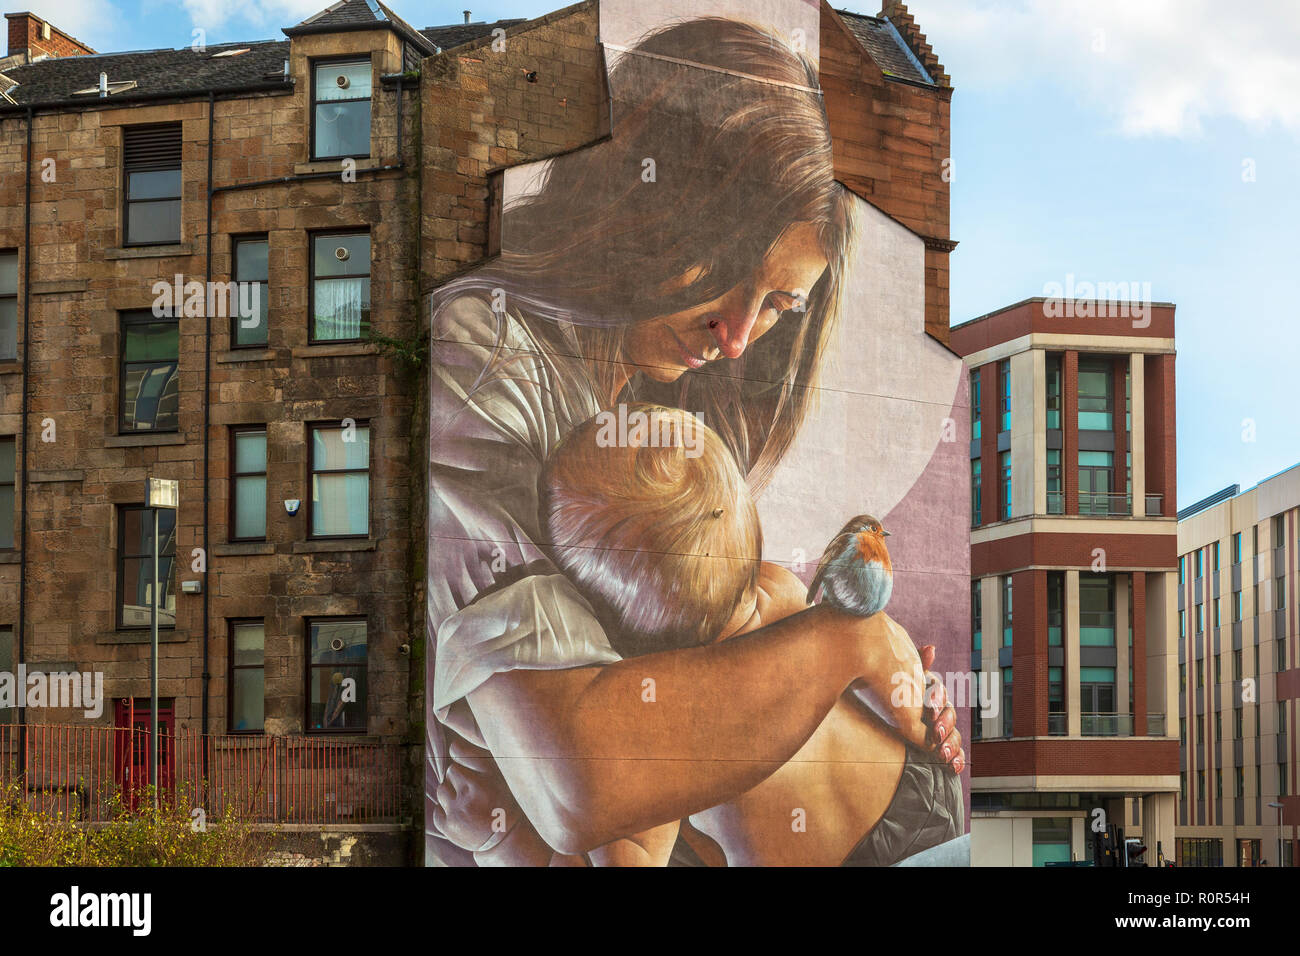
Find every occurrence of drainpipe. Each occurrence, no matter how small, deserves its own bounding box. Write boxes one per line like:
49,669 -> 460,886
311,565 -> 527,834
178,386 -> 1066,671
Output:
201,91 -> 214,776
16,106 -> 32,776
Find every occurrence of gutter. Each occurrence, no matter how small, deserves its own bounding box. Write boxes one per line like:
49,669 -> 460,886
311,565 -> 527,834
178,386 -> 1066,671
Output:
16,105 -> 31,776
201,91 -> 214,769
0,80 -> 293,117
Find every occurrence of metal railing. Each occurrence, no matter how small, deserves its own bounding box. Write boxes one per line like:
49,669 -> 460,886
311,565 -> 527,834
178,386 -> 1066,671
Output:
1047,712 -> 1068,736
0,722 -> 404,823
1146,713 -> 1166,736
1080,713 -> 1134,737
1145,493 -> 1164,517
1046,491 -> 1064,514
1078,493 -> 1132,516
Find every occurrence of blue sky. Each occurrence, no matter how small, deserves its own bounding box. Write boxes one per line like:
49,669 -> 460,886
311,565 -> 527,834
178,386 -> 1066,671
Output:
50,0 -> 1300,506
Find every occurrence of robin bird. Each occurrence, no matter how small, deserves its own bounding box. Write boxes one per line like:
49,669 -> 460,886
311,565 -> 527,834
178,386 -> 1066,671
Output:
806,514 -> 893,616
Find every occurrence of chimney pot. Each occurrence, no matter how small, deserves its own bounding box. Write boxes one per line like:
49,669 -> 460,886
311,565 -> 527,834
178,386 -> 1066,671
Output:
98,72 -> 108,97
464,11 -> 471,24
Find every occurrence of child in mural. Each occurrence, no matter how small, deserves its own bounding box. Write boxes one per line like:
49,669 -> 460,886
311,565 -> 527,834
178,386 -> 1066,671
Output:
536,405 -> 964,866
426,15 -> 965,865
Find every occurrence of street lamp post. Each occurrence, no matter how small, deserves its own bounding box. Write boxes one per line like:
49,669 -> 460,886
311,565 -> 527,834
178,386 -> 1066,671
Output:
1268,801 -> 1284,869
145,477 -> 178,809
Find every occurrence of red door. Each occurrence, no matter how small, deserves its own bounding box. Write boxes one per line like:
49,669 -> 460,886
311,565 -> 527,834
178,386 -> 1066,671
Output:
113,698 -> 175,808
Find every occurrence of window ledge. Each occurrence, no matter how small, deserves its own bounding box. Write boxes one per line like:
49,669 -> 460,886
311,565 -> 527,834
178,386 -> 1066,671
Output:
292,538 -> 375,554
216,348 -> 277,364
97,629 -> 189,645
212,541 -> 274,557
105,243 -> 194,260
0,551 -> 20,565
0,360 -> 20,375
291,342 -> 378,359
105,432 -> 186,447
294,157 -> 379,175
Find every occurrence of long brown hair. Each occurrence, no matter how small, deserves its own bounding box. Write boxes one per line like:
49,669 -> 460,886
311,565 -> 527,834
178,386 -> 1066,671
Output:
432,17 -> 854,493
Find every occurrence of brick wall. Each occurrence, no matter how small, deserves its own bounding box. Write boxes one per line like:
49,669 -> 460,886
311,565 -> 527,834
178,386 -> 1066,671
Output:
5,13 -> 95,59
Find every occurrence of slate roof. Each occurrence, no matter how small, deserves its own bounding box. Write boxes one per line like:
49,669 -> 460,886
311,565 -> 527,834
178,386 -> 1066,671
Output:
0,39 -> 291,108
419,19 -> 528,52
837,9 -> 934,85
285,0 -> 438,56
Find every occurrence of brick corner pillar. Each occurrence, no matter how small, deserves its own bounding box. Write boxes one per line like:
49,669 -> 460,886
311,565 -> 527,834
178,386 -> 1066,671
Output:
1063,350 -> 1079,515
1013,569 -> 1049,737
980,362 -> 997,525
1133,571 -> 1148,736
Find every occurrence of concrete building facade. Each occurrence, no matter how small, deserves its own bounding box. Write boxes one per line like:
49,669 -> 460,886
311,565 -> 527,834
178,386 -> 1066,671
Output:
1174,466 -> 1300,867
951,298 -> 1181,866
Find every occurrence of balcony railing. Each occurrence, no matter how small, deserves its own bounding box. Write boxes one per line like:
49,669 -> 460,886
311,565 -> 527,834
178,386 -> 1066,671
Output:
1048,712 -> 1067,735
1078,493 -> 1132,516
1046,491 -> 1064,514
1081,713 -> 1133,737
1146,713 -> 1166,736
1145,493 -> 1164,517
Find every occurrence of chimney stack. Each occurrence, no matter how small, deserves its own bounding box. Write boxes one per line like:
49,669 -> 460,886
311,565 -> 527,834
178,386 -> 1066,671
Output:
6,12 -> 96,60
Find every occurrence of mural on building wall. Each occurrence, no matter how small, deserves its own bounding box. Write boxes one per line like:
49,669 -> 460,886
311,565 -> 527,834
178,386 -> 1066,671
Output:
425,0 -> 971,866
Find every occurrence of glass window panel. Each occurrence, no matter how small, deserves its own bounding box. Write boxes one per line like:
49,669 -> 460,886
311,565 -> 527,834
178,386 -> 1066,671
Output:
234,283 -> 268,346
124,322 -> 179,361
122,362 -> 179,431
234,431 -> 266,473
235,240 -> 268,281
1080,666 -> 1116,682
0,253 -> 16,294
314,61 -> 372,101
312,472 -> 369,536
309,665 -> 367,731
310,620 -> 367,661
127,200 -> 181,245
234,476 -> 266,538
0,299 -> 15,359
312,277 -> 371,340
314,101 -> 371,158
232,623 -> 264,665
1079,451 -> 1113,467
0,485 -> 12,549
231,669 -> 264,732
127,169 -> 181,200
313,234 -> 370,278
0,437 -> 13,477
312,426 -> 369,470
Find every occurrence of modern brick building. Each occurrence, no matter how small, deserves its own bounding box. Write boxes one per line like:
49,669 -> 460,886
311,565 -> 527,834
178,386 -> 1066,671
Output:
0,0 -> 957,864
1174,465 -> 1300,867
951,298 -> 1181,866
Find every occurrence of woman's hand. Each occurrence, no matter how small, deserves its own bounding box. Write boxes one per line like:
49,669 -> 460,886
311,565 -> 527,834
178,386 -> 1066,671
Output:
920,644 -> 965,775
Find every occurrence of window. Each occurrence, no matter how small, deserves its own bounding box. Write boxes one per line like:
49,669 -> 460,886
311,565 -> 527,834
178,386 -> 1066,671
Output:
1179,662 -> 1185,692
1046,448 -> 1062,514
1179,609 -> 1186,638
1233,532 -> 1242,565
0,436 -> 13,549
970,458 -> 981,528
1078,450 -> 1115,514
1048,666 -> 1064,716
310,232 -> 371,342
1197,657 -> 1204,687
1213,541 -> 1220,571
123,123 -> 182,246
1276,514 -> 1287,548
1215,653 -> 1222,684
1214,597 -> 1221,628
1178,837 -> 1221,867
1032,817 -> 1071,867
1215,710 -> 1221,740
1215,768 -> 1222,800
1195,549 -> 1204,578
1077,359 -> 1113,430
230,427 -> 267,541
1001,665 -> 1013,736
232,236 -> 269,348
1233,649 -> 1242,680
1235,767 -> 1244,799
999,451 -> 1011,520
1233,591 -> 1243,623
307,618 -> 367,733
970,371 -> 981,440
1278,575 -> 1287,610
1279,638 -> 1288,672
229,620 -> 265,734
1252,525 -> 1258,557
1234,706 -> 1243,739
1179,555 -> 1185,585
1047,572 -> 1064,646
309,422 -> 370,538
120,309 -> 179,433
117,504 -> 176,629
0,627 -> 12,723
312,58 -> 372,160
1001,575 -> 1013,646
1046,354 -> 1061,430
1254,585 -> 1260,619
1079,574 -> 1115,646
1197,770 -> 1204,801
1281,759 -> 1289,797
1195,601 -> 1204,633
998,359 -> 1010,431
971,581 -> 982,651
0,251 -> 16,360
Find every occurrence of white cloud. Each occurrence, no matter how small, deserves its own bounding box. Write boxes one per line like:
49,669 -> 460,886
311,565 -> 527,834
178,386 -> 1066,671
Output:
905,0 -> 1300,137
179,0 -> 331,31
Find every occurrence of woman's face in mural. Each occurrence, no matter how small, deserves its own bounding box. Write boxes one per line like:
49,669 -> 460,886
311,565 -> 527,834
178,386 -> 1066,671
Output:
624,221 -> 829,383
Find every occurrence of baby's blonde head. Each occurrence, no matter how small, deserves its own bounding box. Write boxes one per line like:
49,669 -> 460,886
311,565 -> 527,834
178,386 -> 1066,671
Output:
540,404 -> 761,658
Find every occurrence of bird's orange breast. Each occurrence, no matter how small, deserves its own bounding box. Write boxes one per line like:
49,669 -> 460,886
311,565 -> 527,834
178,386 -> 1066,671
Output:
854,532 -> 893,573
